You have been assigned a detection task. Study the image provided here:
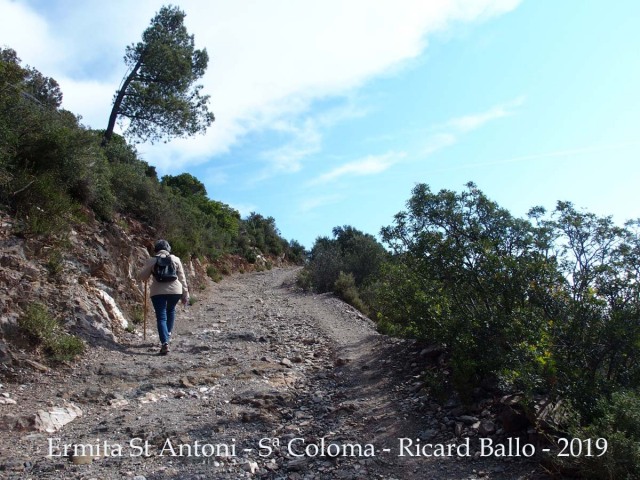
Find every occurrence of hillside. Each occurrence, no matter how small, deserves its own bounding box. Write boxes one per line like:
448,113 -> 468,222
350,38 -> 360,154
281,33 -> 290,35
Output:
0,265 -> 546,479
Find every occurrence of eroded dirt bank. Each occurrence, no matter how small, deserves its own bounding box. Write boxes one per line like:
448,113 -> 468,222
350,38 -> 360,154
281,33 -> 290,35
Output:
0,268 -> 545,479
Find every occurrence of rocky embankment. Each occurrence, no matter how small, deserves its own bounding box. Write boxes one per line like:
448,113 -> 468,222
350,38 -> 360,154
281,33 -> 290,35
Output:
0,266 -> 549,479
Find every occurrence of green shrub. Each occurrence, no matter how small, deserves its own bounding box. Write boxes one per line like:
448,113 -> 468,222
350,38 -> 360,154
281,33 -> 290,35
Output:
244,249 -> 257,264
18,303 -> 84,361
206,265 -> 222,282
46,250 -> 64,278
46,333 -> 85,361
334,271 -> 367,314
296,268 -> 312,292
562,391 -> 640,479
18,303 -> 58,343
130,305 -> 144,325
13,173 -> 82,236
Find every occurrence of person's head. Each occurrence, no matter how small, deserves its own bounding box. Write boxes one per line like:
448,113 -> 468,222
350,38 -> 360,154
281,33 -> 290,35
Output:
154,239 -> 171,253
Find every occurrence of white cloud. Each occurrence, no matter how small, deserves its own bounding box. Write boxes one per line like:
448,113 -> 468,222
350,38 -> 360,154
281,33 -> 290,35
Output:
1,0 -> 521,172
257,100 -> 367,181
446,96 -> 525,132
422,133 -> 458,156
413,97 -> 525,159
311,152 -> 405,185
298,194 -> 344,213
0,0 -> 62,69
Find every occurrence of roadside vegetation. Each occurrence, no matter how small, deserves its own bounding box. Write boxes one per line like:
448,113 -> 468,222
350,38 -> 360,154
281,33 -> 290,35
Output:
300,182 -> 640,479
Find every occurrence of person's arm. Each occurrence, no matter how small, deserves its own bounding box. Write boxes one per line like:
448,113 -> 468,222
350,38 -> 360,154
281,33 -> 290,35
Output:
176,257 -> 189,302
137,257 -> 154,282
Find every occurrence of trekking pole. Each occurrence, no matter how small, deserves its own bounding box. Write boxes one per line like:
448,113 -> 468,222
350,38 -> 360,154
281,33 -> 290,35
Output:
143,280 -> 148,340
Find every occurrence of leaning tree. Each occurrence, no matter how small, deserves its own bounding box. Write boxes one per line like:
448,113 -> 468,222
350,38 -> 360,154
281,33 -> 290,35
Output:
102,5 -> 214,146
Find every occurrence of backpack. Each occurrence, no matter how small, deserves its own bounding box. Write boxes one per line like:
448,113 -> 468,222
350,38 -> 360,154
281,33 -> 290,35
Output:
153,255 -> 178,282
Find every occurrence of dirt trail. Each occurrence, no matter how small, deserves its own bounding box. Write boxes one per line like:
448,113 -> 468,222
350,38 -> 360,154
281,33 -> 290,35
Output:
0,268 -> 544,479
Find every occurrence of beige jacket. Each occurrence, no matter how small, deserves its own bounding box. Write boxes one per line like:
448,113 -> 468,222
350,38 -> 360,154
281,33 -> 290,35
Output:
137,249 -> 189,298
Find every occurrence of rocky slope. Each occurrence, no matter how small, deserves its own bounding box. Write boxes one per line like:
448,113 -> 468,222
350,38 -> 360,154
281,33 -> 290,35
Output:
0,264 -> 549,479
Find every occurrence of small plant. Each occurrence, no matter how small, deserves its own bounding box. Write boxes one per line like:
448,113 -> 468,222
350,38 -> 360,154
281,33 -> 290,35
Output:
18,303 -> 84,362
206,265 -> 222,282
47,333 -> 85,362
333,271 -> 368,314
560,390 -> 640,479
296,269 -> 313,292
244,250 -> 257,264
46,250 -> 64,278
130,305 -> 144,325
18,303 -> 57,343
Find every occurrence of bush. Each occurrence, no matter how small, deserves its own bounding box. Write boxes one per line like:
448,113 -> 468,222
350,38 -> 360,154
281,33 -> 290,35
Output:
559,391 -> 640,479
206,265 -> 222,282
130,305 -> 144,325
18,303 -> 84,361
46,250 -> 64,278
18,303 -> 58,344
295,269 -> 312,292
13,173 -> 83,236
334,271 -> 367,314
47,333 -> 85,362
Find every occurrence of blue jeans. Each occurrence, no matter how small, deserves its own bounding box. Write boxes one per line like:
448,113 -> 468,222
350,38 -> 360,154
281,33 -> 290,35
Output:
151,294 -> 182,344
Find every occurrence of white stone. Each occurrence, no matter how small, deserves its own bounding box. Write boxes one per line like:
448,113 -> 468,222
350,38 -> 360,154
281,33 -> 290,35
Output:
93,287 -> 129,329
34,403 -> 82,433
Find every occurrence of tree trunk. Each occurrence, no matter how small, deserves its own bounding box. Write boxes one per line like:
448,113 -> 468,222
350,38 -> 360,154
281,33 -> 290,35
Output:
101,58 -> 143,147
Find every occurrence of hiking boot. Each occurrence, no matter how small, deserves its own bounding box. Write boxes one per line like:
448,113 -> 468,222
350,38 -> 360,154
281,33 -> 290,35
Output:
159,343 -> 169,355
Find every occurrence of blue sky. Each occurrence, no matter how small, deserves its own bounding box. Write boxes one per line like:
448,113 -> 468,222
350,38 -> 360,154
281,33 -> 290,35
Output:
2,0 -> 639,248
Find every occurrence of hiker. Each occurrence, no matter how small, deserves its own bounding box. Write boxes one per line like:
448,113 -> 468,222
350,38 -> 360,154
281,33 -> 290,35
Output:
137,239 -> 189,355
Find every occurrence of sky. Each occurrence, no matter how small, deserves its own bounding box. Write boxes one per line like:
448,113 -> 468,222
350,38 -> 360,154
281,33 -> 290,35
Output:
1,0 -> 639,248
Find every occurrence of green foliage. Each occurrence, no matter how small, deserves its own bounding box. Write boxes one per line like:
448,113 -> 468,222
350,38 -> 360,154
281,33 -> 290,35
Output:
333,271 -> 367,314
161,172 -> 207,197
130,305 -> 144,325
376,183 -> 562,394
206,265 -> 222,282
239,213 -> 285,258
46,249 -> 64,278
18,303 -> 84,361
304,226 -> 387,296
18,303 -> 58,344
47,333 -> 85,362
103,5 -> 214,145
13,173 -> 84,235
366,181 -> 640,460
287,239 -> 307,265
547,205 -> 640,414
564,391 -> 640,479
295,268 -> 313,292
307,237 -> 342,292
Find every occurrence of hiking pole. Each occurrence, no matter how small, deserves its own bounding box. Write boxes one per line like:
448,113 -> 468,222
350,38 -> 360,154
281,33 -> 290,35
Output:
143,280 -> 148,340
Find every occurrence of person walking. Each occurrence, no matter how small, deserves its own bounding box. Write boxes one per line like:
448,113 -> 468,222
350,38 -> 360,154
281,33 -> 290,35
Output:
138,239 -> 189,355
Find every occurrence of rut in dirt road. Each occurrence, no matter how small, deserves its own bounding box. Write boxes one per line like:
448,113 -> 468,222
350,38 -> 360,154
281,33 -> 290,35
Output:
1,267 -> 544,479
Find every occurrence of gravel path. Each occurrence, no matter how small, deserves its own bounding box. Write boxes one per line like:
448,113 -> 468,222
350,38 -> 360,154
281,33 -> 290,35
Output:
0,268 -> 545,479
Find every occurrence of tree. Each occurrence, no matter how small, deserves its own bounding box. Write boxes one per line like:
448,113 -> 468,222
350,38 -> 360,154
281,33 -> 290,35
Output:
161,172 -> 207,197
102,5 -> 214,146
377,183 -> 559,396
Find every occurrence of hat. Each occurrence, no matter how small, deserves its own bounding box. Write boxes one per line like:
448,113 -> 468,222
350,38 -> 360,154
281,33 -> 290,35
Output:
154,239 -> 171,253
